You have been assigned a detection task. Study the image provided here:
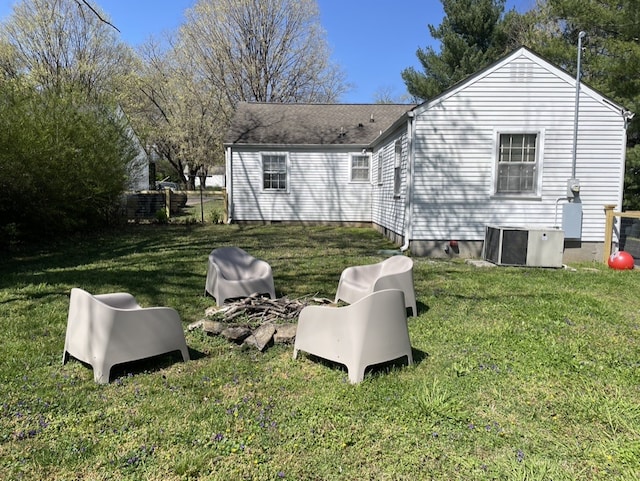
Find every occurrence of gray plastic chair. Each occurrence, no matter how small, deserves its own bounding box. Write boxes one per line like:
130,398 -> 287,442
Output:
62,288 -> 190,384
205,246 -> 276,305
335,255 -> 417,316
293,289 -> 413,383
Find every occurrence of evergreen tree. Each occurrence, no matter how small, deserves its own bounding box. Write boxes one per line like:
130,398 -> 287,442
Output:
402,0 -> 512,101
525,0 -> 640,209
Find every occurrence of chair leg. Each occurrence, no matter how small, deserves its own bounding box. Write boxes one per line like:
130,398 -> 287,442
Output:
348,365 -> 365,384
406,351 -> 414,366
180,346 -> 190,362
93,363 -> 112,384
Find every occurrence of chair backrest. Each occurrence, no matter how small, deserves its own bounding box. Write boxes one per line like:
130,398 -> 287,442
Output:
379,255 -> 413,276
70,288 -> 141,313
211,247 -> 265,280
345,289 -> 411,366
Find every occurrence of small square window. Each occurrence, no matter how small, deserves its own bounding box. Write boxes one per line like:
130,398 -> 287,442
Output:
263,154 -> 287,191
351,154 -> 370,182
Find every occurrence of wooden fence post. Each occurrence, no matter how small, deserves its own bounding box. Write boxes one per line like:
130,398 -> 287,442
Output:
164,187 -> 171,219
223,189 -> 228,224
603,204 -> 616,263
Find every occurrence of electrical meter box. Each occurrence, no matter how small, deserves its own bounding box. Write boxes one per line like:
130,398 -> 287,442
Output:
562,202 -> 583,240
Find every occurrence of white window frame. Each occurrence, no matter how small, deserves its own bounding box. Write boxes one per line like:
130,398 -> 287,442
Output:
377,148 -> 384,185
350,154 -> 370,183
262,153 -> 289,192
393,140 -> 402,197
492,129 -> 543,198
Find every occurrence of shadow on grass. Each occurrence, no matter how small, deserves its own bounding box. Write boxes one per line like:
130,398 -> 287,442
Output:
415,301 -> 430,315
0,224 -> 397,304
66,347 -> 207,384
302,347 -> 429,383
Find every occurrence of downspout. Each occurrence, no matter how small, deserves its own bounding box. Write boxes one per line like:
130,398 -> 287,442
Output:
401,111 -> 416,252
225,146 -> 233,223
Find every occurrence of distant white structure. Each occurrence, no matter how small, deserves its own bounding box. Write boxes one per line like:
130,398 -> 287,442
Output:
194,174 -> 225,189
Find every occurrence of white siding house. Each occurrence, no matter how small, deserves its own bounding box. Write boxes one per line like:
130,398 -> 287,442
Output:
224,48 -> 633,261
225,103 -> 415,224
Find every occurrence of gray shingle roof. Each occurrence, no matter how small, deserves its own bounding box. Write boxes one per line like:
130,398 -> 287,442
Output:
225,102 -> 416,146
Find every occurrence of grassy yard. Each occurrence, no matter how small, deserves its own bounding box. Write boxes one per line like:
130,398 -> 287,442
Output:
1,224 -> 639,480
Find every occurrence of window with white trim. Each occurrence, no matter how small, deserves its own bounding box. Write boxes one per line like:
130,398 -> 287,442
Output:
393,140 -> 402,197
496,133 -> 538,194
377,148 -> 384,184
262,154 -> 287,191
350,154 -> 370,182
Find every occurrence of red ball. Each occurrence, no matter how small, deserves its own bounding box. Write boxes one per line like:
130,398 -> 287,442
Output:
608,251 -> 635,270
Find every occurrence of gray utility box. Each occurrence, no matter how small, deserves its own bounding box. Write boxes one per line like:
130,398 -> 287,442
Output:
483,225 -> 565,268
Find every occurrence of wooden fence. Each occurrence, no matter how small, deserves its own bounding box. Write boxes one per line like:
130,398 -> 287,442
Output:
125,189 -> 227,222
603,204 -> 640,263
125,189 -> 186,221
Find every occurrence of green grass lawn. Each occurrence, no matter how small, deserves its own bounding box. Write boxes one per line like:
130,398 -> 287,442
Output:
1,224 -> 639,480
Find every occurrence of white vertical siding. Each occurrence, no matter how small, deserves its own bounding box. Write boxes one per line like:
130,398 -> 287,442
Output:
408,52 -> 626,243
230,148 -> 372,222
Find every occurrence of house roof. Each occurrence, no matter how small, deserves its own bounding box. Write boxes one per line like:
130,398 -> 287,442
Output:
225,102 -> 416,146
225,48 -> 632,150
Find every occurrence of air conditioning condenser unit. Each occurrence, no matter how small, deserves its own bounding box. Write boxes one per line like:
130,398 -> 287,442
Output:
483,225 -> 565,268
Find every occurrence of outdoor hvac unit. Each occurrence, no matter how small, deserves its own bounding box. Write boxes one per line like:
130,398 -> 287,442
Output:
483,225 -> 565,268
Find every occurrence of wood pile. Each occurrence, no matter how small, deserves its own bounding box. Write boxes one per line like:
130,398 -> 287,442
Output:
204,293 -> 333,325
188,293 -> 335,351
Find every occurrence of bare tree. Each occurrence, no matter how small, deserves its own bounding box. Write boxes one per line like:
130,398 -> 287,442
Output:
124,36 -> 231,186
0,0 -> 134,94
372,85 -> 414,104
178,0 -> 348,105
123,0 -> 348,182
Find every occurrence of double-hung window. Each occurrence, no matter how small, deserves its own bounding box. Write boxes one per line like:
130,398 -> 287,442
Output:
393,140 -> 402,197
262,154 -> 287,191
351,154 -> 370,182
496,133 -> 538,194
377,149 -> 384,185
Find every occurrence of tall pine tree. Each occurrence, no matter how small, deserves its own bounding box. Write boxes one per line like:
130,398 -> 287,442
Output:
402,0 -> 512,101
524,0 -> 640,208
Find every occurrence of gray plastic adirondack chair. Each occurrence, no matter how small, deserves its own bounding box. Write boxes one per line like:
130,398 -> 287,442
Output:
293,289 -> 413,383
62,288 -> 190,384
205,246 -> 276,306
335,255 -> 417,316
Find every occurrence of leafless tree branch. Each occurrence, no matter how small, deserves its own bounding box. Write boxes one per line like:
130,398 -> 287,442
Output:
75,0 -> 120,32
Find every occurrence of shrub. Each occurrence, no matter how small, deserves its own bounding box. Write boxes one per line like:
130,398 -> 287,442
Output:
0,80 -> 138,244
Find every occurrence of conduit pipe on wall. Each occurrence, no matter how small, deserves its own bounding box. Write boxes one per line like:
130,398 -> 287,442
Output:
401,111 -> 416,252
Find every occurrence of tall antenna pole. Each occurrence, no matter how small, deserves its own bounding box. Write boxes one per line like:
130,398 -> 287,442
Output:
572,31 -> 586,179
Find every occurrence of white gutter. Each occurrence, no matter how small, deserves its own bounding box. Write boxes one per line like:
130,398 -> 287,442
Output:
401,111 -> 416,252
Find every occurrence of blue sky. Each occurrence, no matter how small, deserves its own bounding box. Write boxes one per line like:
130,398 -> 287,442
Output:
0,0 -> 535,103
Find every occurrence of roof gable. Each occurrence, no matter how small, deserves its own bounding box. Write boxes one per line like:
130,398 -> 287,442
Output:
225,102 -> 416,146
414,46 -> 629,117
